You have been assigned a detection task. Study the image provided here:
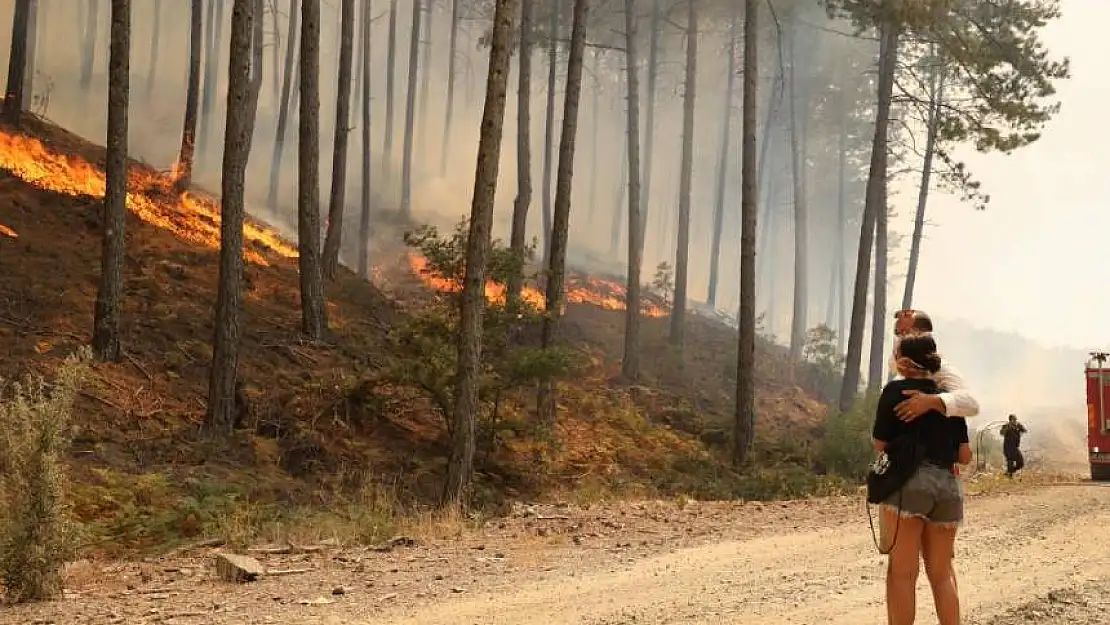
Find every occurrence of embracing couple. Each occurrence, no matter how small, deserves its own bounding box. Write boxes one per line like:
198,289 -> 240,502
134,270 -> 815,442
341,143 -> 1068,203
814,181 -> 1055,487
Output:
871,309 -> 980,625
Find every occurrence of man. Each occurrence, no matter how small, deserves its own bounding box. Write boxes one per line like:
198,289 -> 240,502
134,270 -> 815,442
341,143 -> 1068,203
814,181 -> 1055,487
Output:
1000,414 -> 1028,477
890,309 -> 981,423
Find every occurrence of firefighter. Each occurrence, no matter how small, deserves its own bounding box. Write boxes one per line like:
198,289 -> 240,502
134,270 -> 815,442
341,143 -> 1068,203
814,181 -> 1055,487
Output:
1000,414 -> 1028,477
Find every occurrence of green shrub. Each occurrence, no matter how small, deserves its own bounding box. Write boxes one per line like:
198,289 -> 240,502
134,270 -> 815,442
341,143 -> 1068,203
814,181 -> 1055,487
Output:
821,391 -> 879,480
0,348 -> 90,602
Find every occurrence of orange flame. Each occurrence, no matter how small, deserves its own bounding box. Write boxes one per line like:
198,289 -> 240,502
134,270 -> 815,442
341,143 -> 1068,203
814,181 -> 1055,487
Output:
0,131 -> 297,265
407,254 -> 666,318
0,222 -> 16,239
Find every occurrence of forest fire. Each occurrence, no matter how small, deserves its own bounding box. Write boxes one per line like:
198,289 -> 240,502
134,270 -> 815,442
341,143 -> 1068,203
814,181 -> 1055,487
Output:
0,130 -> 297,265
408,254 -> 667,318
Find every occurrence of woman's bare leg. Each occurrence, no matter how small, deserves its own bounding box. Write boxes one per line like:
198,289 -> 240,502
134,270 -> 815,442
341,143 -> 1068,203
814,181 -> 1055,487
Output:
922,523 -> 961,625
884,508 -> 925,625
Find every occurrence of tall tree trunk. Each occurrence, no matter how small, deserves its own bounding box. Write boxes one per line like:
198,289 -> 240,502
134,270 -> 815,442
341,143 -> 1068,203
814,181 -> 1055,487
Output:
537,0 -> 587,424
22,0 -> 35,108
3,0 -> 31,125
734,0 -> 758,466
266,0 -> 299,211
399,0 -> 421,216
587,49 -> 600,225
199,0 -> 225,159
383,0 -> 398,174
443,0 -> 518,507
145,0 -> 162,101
638,0 -> 660,246
357,0 -> 372,279
838,21 -> 899,412
80,0 -> 100,90
786,16 -> 808,362
620,0 -> 643,381
506,0 -> 533,306
835,121 -> 848,352
174,0 -> 204,191
607,141 -> 627,260
207,0 -> 260,431
417,1 -> 432,156
707,5 -> 737,309
868,175 -> 888,388
92,0 -> 131,363
439,0 -> 461,176
539,4 -> 558,264
322,0 -> 355,280
298,0 -> 328,338
269,0 -> 281,100
902,64 -> 946,310
669,0 -> 697,347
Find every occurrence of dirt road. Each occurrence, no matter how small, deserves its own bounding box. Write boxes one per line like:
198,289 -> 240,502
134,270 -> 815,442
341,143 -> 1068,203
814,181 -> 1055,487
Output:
10,481 -> 1110,625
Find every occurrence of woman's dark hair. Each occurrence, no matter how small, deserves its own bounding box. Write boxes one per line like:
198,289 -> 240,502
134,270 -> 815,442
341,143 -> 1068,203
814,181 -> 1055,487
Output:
897,332 -> 942,373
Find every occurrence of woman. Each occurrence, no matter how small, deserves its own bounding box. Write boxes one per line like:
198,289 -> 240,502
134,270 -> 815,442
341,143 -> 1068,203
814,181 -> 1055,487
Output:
873,332 -> 971,625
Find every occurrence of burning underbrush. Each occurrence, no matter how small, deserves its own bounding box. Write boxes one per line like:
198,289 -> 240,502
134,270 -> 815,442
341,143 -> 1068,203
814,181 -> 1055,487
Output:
0,115 -> 834,554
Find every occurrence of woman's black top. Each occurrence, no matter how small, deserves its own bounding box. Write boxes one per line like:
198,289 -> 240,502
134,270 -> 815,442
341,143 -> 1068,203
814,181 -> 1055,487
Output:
872,378 -> 969,467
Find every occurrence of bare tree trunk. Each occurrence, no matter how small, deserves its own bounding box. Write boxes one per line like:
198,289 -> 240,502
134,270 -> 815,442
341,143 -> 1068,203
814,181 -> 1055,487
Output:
669,0 -> 697,348
298,0 -> 328,338
835,121 -> 847,352
439,0 -> 461,176
902,64 -> 946,310
838,21 -> 898,412
539,4 -> 558,264
587,49 -> 600,224
3,0 -> 32,125
707,4 -> 737,309
207,0 -> 260,431
443,0 -> 518,507
322,0 -> 355,280
620,0 -> 643,381
638,0 -> 660,246
537,0 -> 587,424
399,0 -> 422,216
417,1 -> 432,156
80,0 -> 100,90
383,0 -> 398,173
173,0 -> 204,191
22,0 -> 36,107
607,141 -> 627,260
734,0 -> 758,466
266,0 -> 299,211
92,0 -> 130,363
199,0 -> 225,159
145,0 -> 162,100
357,0 -> 372,279
786,16 -> 808,362
868,178 -> 888,389
506,0 -> 533,306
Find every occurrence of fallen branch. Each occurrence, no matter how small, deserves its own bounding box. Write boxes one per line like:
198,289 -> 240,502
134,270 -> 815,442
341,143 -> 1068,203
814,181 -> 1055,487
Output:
267,567 -> 314,576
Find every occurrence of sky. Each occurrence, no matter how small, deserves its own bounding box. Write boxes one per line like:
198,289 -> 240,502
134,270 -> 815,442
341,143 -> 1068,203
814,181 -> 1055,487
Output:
906,0 -> 1109,350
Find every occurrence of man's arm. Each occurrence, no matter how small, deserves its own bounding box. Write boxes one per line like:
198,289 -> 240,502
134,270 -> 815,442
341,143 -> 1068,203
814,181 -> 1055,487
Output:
932,363 -> 980,418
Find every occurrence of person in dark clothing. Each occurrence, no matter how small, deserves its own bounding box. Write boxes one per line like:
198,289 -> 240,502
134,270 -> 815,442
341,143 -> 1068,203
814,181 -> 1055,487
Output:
1000,414 -> 1028,477
872,332 -> 970,625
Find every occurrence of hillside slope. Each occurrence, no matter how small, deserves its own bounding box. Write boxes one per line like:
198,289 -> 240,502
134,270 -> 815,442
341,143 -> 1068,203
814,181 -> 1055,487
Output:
0,116 -> 828,552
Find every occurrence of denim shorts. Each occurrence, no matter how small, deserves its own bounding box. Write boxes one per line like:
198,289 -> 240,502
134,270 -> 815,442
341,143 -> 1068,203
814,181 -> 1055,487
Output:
881,463 -> 964,526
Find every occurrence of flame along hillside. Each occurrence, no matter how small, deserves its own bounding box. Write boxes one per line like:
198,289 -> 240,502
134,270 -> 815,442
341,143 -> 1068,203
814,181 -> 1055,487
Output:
0,116 -> 828,544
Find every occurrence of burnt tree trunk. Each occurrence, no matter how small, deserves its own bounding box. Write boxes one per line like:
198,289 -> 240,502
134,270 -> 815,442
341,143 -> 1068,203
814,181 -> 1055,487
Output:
383,0 -> 398,176
734,0 -> 758,466
443,0 -> 519,507
539,3 -> 559,264
266,0 -> 299,212
537,0 -> 588,424
620,0 -> 643,381
399,0 -> 422,216
322,0 -> 356,280
92,0 -> 131,362
22,0 -> 36,107
669,0 -> 697,348
506,0 -> 533,306
297,0 -> 328,338
439,0 -> 461,176
3,0 -> 32,124
207,0 -> 260,431
638,0 -> 660,246
174,0 -> 204,191
902,62 -> 946,310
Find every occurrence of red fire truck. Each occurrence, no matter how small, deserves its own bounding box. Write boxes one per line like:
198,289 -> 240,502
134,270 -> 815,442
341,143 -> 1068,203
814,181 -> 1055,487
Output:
1087,352 -> 1110,481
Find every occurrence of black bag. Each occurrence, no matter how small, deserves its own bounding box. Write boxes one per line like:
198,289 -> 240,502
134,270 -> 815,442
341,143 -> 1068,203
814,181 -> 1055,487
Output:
866,432 -> 927,505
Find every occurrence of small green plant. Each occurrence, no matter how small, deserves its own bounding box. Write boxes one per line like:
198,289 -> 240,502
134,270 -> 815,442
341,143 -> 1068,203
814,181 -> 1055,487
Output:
650,261 -> 674,306
387,220 -> 580,454
798,324 -> 845,404
820,391 -> 879,480
0,348 -> 90,603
